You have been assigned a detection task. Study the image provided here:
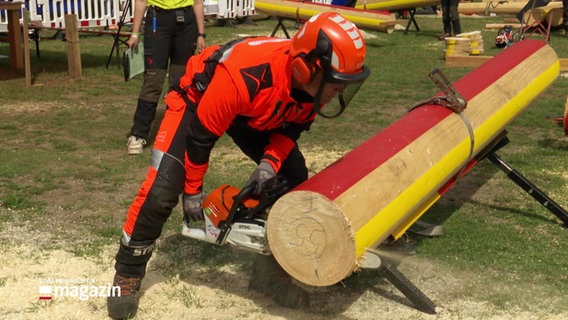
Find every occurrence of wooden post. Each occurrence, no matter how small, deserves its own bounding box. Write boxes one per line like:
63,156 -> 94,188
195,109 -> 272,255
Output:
22,8 -> 32,86
3,1 -> 24,69
267,40 -> 560,287
564,97 -> 568,136
65,14 -> 82,79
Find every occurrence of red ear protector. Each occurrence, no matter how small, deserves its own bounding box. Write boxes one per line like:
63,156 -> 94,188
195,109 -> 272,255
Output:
290,39 -> 330,84
291,53 -> 317,84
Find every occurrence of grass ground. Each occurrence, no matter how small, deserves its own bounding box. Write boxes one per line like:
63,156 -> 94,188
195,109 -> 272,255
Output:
0,12 -> 567,320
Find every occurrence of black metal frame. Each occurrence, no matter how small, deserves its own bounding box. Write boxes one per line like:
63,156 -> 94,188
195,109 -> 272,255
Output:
105,0 -> 132,69
402,8 -> 420,35
378,262 -> 437,314
270,17 -> 291,39
482,134 -> 568,225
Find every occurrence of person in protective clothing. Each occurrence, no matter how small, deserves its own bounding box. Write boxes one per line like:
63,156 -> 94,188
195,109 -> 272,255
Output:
107,12 -> 371,319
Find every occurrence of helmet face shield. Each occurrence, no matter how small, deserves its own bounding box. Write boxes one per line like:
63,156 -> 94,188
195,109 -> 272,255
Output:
313,31 -> 371,118
289,12 -> 371,118
314,80 -> 367,118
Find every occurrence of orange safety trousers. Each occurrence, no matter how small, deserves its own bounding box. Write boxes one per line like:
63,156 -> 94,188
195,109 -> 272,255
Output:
114,101 -> 195,278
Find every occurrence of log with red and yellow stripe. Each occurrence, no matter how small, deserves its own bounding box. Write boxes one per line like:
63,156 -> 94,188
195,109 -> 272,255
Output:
266,39 -> 559,287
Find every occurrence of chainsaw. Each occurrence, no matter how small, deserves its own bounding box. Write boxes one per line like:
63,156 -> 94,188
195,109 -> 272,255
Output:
181,176 -> 290,255
180,175 -> 436,271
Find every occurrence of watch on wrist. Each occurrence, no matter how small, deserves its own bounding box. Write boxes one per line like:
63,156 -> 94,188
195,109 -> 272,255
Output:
197,33 -> 206,39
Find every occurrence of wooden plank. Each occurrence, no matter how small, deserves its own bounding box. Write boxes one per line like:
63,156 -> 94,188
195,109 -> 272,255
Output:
30,26 -> 133,38
445,55 -> 493,68
485,23 -> 522,29
267,40 -> 559,287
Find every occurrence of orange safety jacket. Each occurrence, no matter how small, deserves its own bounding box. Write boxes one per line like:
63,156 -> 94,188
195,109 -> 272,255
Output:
164,37 -> 317,194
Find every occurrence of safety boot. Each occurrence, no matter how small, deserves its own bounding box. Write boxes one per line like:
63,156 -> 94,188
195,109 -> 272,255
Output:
249,254 -> 309,309
107,273 -> 142,319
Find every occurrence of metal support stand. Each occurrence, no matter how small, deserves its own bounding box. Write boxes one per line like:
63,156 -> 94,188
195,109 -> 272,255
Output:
270,17 -> 291,39
378,262 -> 437,314
480,134 -> 568,226
486,152 -> 568,226
403,8 -> 420,35
106,0 -> 132,69
360,249 -> 437,314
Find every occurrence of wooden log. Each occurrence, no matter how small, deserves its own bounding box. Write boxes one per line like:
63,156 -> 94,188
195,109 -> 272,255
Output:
460,0 -> 564,27
254,0 -> 398,33
458,1 -> 528,15
355,0 -> 440,11
522,2 -> 564,27
267,39 -> 559,287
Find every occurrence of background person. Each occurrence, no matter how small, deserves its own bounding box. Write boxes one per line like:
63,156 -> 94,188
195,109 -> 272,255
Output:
439,0 -> 461,40
126,0 -> 206,155
107,12 -> 371,319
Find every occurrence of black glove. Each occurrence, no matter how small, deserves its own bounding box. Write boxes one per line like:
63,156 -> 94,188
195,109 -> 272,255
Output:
245,160 -> 276,195
183,192 -> 204,222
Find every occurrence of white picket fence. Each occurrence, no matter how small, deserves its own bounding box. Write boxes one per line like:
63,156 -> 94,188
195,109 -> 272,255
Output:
213,0 -> 255,18
0,0 -> 131,30
0,0 -> 255,32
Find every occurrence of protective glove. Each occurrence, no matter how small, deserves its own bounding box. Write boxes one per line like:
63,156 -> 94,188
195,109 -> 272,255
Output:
245,160 -> 276,195
183,192 -> 204,223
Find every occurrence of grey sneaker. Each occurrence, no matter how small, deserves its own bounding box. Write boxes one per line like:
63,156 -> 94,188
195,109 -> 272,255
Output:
127,136 -> 146,155
249,255 -> 309,309
107,273 -> 141,319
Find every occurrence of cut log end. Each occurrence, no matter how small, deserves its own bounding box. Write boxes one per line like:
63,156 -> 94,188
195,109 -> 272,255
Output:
267,190 -> 356,286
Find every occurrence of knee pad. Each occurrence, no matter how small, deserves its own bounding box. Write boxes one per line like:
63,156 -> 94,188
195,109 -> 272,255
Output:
148,150 -> 186,213
139,68 -> 168,102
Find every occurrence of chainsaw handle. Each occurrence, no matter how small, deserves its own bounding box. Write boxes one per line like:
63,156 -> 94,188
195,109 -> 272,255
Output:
215,182 -> 257,244
216,176 -> 289,244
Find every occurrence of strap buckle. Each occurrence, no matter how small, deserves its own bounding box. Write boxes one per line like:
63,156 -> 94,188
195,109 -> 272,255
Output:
428,68 -> 467,113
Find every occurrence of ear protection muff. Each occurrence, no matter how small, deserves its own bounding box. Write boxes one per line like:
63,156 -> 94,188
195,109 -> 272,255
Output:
290,38 -> 331,84
291,53 -> 316,84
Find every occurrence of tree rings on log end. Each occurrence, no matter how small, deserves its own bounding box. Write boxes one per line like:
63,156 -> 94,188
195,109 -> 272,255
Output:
266,190 -> 356,287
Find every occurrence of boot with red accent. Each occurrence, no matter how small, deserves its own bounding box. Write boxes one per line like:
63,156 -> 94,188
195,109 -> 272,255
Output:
107,273 -> 142,319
